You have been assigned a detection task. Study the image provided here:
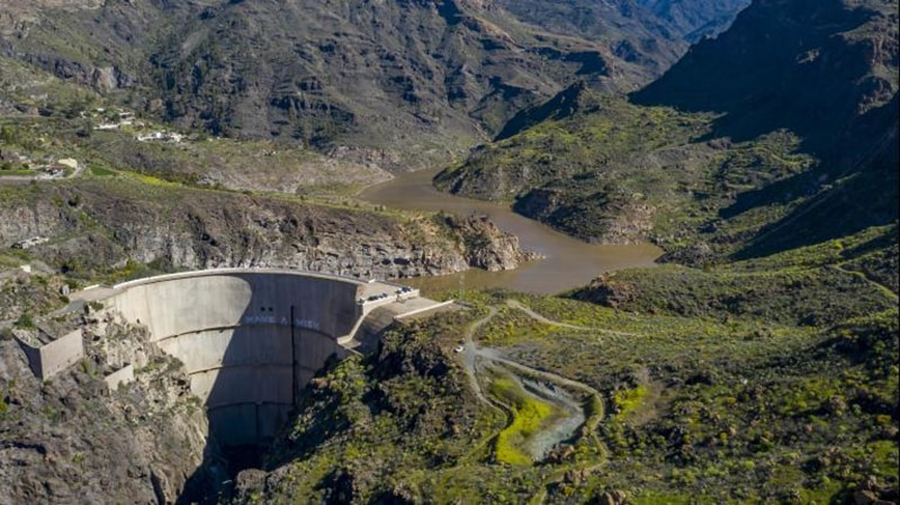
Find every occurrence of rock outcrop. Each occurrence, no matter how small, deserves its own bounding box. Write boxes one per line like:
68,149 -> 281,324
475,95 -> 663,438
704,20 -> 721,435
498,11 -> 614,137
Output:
0,313 -> 208,504
440,213 -> 541,271
0,180 -> 534,279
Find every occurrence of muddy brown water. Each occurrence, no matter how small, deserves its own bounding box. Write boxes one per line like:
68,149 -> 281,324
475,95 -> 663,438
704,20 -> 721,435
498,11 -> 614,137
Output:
360,169 -> 661,295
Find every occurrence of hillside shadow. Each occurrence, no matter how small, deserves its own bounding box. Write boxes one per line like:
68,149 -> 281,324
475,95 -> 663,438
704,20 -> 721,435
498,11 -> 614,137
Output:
149,273 -> 359,503
628,0 -> 898,257
630,0 -> 878,158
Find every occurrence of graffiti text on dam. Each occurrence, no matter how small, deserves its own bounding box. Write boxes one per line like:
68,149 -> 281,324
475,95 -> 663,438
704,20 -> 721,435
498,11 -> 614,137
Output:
241,314 -> 321,331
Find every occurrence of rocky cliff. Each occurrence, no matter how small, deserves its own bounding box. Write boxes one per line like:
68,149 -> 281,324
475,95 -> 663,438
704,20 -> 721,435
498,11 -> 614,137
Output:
0,179 -> 534,280
0,314 -> 209,504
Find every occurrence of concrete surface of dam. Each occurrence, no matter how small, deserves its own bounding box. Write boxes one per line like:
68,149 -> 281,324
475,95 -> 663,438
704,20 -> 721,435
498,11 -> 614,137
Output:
71,269 -> 451,448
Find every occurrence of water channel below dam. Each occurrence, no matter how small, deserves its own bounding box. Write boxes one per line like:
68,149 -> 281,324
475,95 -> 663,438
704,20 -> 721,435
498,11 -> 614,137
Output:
360,169 -> 662,295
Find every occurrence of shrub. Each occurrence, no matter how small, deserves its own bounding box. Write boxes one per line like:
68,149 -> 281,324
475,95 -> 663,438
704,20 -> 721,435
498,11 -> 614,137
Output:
14,313 -> 35,329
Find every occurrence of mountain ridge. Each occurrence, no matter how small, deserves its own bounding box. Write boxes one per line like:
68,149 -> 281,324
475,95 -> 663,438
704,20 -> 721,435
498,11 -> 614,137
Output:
0,0 -> 750,168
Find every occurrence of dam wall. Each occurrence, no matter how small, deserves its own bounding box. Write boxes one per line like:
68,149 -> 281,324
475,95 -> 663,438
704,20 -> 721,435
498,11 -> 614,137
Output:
20,268 -> 443,448
103,270 -> 368,446
109,271 -> 362,341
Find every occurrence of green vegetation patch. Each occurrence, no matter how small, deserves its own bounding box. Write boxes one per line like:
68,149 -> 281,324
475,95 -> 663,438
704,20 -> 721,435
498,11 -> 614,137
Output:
612,386 -> 648,417
460,250 -> 897,502
571,225 -> 899,326
435,90 -> 833,255
489,375 -> 561,466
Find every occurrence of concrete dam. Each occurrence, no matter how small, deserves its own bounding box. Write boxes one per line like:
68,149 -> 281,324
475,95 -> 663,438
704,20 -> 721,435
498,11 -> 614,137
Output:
68,269 -> 450,448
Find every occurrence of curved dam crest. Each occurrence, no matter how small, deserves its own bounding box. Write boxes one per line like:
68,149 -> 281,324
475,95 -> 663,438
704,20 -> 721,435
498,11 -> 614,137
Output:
75,269 -> 449,448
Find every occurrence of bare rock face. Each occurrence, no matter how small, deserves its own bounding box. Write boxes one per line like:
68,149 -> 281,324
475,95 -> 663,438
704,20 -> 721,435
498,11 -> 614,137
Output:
0,315 -> 208,504
89,66 -> 132,91
0,200 -> 77,247
24,58 -> 135,92
853,476 -> 900,505
0,181 -> 534,279
440,213 -> 541,271
597,490 -> 629,505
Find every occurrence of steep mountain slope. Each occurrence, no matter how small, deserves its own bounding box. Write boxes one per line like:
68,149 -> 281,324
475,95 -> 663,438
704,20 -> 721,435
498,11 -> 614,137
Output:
147,0 -> 633,165
635,0 -> 899,257
633,0 -> 898,152
485,0 -> 685,77
637,0 -> 752,41
0,0 -> 749,168
438,0 -> 898,259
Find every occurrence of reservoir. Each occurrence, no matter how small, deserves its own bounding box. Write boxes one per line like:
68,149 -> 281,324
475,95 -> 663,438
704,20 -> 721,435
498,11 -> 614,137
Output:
360,169 -> 661,295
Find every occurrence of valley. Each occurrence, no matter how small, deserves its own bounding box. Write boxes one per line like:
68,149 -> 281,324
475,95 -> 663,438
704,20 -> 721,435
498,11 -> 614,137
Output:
0,0 -> 897,503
